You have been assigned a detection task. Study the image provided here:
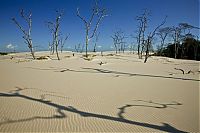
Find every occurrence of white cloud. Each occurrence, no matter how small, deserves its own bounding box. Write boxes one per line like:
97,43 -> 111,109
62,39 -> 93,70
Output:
97,45 -> 102,48
6,44 -> 16,49
110,46 -> 114,49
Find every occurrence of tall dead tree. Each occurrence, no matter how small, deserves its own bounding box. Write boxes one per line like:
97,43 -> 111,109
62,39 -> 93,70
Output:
170,26 -> 181,59
157,27 -> 171,54
12,9 -> 35,59
136,10 -> 149,59
111,35 -> 118,54
144,17 -> 167,63
47,11 -> 63,60
77,0 -> 107,57
60,34 -> 69,53
93,32 -> 100,52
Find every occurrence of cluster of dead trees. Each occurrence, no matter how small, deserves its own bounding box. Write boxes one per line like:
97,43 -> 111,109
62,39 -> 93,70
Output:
12,0 -> 107,60
12,9 -> 69,60
111,29 -> 127,54
12,2 -> 199,62
156,23 -> 200,59
133,10 -> 199,62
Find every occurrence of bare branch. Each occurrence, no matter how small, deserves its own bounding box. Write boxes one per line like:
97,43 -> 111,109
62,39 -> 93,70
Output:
76,8 -> 88,26
12,18 -> 28,37
89,9 -> 107,39
150,16 -> 167,38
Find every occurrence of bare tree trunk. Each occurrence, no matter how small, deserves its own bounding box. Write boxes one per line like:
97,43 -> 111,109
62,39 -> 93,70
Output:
29,41 -> 35,59
140,44 -> 145,59
55,31 -> 60,60
175,44 -> 177,59
56,46 -> 60,60
93,32 -> 99,52
144,38 -> 150,63
85,29 -> 89,57
93,43 -> 97,52
137,43 -> 140,57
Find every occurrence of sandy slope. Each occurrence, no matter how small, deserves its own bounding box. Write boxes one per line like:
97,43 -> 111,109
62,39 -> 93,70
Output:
0,51 -> 199,132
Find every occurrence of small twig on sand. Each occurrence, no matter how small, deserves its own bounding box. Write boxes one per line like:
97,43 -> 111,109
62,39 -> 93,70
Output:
98,61 -> 107,65
187,70 -> 194,75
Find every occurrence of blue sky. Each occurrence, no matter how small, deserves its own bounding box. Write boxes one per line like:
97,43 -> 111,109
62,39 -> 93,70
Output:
0,0 -> 199,52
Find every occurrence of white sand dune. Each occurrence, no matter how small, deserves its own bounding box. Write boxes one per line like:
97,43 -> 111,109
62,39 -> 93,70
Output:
0,51 -> 199,132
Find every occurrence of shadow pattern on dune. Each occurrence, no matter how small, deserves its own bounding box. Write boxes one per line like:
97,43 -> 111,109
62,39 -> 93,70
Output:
81,67 -> 200,81
25,66 -> 200,81
117,100 -> 182,119
0,87 -> 187,133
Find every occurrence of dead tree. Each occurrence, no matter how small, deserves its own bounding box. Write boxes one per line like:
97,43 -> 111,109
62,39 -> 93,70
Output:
12,9 -> 35,59
157,27 -> 171,54
60,34 -> 69,53
47,33 -> 55,54
111,30 -> 127,54
47,11 -> 63,60
111,35 -> 118,54
136,10 -> 150,59
144,17 -> 167,63
93,32 -> 100,52
75,43 -> 84,53
169,26 -> 182,59
77,0 -> 107,57
179,23 -> 200,59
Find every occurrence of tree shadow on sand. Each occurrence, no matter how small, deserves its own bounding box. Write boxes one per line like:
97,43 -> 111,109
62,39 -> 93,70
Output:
25,66 -> 200,81
0,87 -> 187,133
117,100 -> 182,119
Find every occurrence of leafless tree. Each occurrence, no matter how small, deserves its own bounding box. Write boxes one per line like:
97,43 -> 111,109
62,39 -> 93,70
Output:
170,26 -> 181,59
157,27 -> 172,53
179,23 -> 200,58
77,0 -> 108,57
169,23 -> 196,59
93,32 -> 100,52
48,33 -> 55,54
12,9 -> 35,59
136,9 -> 150,59
60,34 -> 69,53
47,10 -> 63,60
144,17 -> 167,63
111,30 -> 127,54
111,35 -> 118,54
75,43 -> 84,53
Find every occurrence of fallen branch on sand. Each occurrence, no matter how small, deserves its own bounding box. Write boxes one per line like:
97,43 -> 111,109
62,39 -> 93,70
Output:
36,56 -> 52,60
174,68 -> 185,74
187,70 -> 194,75
98,61 -> 107,65
174,68 -> 196,75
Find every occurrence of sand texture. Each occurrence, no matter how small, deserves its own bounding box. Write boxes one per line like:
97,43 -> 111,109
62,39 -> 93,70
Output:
0,51 -> 199,132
